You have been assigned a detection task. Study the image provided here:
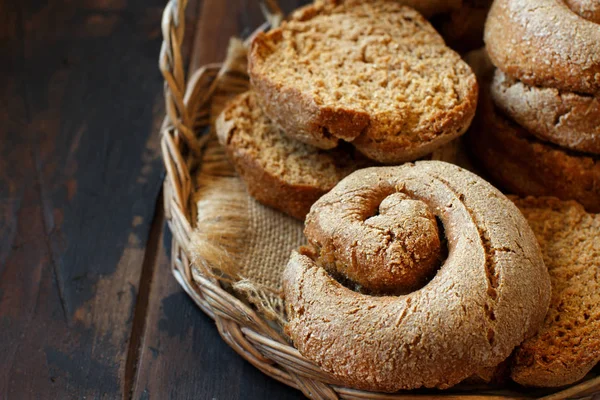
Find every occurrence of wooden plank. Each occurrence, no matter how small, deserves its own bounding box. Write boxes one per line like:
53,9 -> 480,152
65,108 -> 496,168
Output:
0,0 -> 196,398
131,1 -> 309,398
131,228 -> 305,400
190,0 -> 308,67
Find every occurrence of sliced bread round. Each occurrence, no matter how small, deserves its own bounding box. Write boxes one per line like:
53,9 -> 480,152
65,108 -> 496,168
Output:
215,91 -> 371,220
248,0 -> 478,163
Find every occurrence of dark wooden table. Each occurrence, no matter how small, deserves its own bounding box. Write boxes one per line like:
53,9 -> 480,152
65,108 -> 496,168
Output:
0,0 -> 307,398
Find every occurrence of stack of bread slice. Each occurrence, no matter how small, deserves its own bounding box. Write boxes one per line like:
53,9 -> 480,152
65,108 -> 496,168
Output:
469,0 -> 600,212
216,0 -> 478,219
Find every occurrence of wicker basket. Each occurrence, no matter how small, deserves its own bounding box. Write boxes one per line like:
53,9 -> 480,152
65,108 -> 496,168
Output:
159,1 -> 600,399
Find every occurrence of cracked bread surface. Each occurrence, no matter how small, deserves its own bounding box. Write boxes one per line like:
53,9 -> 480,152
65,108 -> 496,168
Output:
249,0 -> 478,163
305,190 -> 443,294
283,161 -> 550,391
491,70 -> 600,155
215,91 -> 370,220
511,196 -> 600,387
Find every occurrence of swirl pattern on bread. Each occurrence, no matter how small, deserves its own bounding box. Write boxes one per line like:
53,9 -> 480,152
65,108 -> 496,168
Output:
283,161 -> 551,391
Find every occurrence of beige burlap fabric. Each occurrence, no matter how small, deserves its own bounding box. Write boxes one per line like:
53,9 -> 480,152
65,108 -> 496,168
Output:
191,39 -> 304,324
192,134 -> 305,324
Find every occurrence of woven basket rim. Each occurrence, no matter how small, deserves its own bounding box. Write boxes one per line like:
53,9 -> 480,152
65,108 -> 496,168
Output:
158,1 -> 600,399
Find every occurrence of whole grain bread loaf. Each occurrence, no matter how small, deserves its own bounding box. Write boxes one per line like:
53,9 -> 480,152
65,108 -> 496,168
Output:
491,70 -> 600,154
215,91 -> 370,220
511,196 -> 600,387
484,0 -> 600,95
249,0 -> 478,163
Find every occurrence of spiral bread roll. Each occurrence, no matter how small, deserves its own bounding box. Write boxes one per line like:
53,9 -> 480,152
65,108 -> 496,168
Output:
485,0 -> 600,95
249,0 -> 478,163
284,161 -> 551,391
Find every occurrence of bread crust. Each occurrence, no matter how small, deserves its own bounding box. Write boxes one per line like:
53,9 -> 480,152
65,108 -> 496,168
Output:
222,145 -> 325,221
249,56 -> 366,149
565,0 -> 600,22
484,0 -> 600,95
491,69 -> 600,154
249,0 -> 478,163
284,161 -> 551,391
510,196 -> 600,387
215,92 -> 369,220
468,86 -> 600,213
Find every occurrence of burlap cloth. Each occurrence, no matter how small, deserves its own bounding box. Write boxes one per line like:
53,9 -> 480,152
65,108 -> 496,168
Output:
190,39 -> 476,328
190,39 -> 304,325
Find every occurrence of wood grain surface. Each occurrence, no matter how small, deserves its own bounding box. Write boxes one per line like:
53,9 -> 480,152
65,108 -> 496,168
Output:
130,1 -> 308,398
0,0 -> 172,398
0,0 -> 311,399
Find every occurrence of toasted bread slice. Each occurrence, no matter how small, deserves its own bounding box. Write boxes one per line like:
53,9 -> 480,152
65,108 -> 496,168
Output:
216,91 -> 371,220
249,0 -> 478,163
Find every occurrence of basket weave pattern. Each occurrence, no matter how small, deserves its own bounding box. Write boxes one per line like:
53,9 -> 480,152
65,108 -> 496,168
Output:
159,1 -> 600,399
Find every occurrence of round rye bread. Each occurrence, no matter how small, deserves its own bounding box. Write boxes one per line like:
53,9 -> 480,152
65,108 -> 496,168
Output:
468,86 -> 600,213
484,0 -> 600,95
491,69 -> 600,155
